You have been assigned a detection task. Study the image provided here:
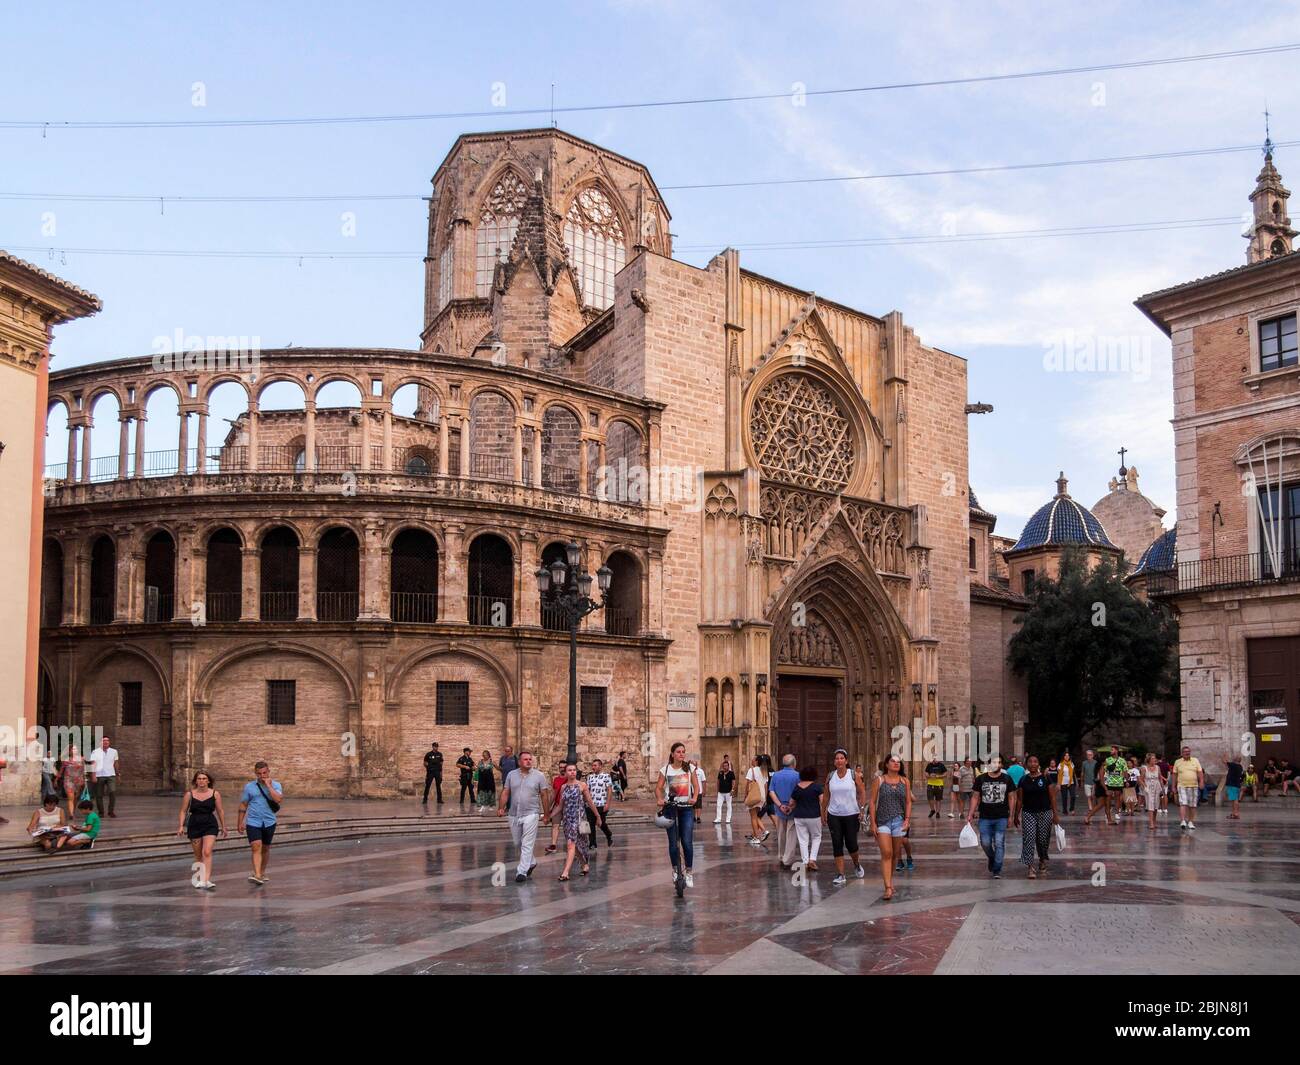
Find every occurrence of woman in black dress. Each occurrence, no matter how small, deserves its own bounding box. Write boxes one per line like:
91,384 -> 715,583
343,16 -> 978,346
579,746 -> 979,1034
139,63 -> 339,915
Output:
176,770 -> 227,889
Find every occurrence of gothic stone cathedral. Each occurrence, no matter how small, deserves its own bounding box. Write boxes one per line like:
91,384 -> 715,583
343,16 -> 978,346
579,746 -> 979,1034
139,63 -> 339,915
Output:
39,128 -> 971,794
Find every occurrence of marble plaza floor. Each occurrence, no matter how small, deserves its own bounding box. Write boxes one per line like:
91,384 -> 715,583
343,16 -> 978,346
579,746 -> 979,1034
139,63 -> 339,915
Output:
2,799 -> 1299,975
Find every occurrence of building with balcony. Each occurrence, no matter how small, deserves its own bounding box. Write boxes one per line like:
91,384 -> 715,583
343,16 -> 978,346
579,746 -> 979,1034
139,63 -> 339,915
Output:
38,128 -> 972,796
1136,140 -> 1300,769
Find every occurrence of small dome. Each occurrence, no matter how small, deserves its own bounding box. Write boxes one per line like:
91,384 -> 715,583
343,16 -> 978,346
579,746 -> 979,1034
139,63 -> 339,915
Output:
1129,525 -> 1176,577
1009,472 -> 1117,552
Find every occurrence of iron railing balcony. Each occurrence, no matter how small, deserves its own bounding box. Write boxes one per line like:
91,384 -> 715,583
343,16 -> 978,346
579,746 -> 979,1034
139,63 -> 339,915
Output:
468,594 -> 512,627
390,591 -> 438,623
1146,550 -> 1300,597
205,591 -> 242,622
259,591 -> 299,621
316,590 -> 359,621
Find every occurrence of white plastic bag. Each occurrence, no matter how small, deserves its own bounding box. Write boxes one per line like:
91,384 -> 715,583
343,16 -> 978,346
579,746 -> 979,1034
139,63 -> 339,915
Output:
1053,823 -> 1067,852
958,822 -> 979,848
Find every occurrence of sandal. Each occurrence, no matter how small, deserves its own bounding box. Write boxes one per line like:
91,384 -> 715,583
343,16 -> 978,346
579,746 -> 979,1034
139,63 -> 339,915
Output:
581,866 -> 589,876
883,887 -> 894,900
545,845 -> 557,854
558,875 -> 570,882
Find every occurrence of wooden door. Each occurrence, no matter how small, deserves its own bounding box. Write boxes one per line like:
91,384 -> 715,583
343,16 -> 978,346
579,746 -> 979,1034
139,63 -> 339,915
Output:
774,675 -> 840,774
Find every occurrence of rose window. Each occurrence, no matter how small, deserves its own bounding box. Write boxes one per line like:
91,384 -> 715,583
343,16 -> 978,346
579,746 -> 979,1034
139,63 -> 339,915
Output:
749,373 -> 856,492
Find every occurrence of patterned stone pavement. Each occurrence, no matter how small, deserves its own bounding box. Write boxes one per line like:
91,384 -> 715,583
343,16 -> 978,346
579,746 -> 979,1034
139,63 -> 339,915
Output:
3,801 -> 1299,974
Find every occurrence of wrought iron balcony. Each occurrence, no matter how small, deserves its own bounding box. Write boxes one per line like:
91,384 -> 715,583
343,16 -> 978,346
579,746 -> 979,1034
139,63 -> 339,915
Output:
1146,551 -> 1300,597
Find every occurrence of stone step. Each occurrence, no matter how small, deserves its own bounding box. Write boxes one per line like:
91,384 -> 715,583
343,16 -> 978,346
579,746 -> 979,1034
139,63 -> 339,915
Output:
0,808 -> 652,879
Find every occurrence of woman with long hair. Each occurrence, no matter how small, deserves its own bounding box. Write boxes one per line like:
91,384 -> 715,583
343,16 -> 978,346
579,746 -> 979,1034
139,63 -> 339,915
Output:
1140,753 -> 1165,830
868,755 -> 911,901
655,741 -> 699,896
176,770 -> 227,889
744,755 -> 770,845
549,763 -> 599,882
59,745 -> 86,819
475,750 -> 497,812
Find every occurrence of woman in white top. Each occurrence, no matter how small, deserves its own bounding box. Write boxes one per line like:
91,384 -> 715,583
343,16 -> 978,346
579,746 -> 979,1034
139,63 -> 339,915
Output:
27,796 -> 66,851
821,749 -> 867,885
655,742 -> 699,895
744,756 -> 771,845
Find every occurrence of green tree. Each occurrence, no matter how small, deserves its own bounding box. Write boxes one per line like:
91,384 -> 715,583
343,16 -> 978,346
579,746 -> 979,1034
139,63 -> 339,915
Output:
1008,548 -> 1177,754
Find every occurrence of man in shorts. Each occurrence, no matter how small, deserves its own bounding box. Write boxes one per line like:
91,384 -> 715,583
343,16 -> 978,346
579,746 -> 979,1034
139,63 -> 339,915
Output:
924,759 -> 947,818
1171,745 -> 1204,830
238,761 -> 283,884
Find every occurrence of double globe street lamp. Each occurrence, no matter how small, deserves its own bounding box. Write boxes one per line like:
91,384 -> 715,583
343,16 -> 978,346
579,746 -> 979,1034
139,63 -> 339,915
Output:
535,542 -> 613,765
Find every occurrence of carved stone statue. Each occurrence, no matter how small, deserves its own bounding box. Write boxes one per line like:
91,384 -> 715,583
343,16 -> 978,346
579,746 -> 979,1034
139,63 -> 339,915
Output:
852,693 -> 865,731
871,699 -> 882,733
705,689 -> 718,728
756,687 -> 770,727
722,691 -> 734,728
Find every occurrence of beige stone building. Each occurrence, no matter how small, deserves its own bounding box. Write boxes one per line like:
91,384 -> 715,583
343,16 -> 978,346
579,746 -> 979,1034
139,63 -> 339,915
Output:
0,254 -> 98,718
38,128 -> 971,796
1137,142 -> 1300,768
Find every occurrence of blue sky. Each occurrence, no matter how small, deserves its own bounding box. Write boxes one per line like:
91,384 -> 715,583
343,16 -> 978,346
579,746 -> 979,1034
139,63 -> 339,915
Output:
5,0 -> 1298,539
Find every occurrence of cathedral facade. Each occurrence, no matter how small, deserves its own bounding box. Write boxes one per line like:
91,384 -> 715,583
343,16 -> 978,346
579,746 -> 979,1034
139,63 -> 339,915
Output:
37,128 -> 971,796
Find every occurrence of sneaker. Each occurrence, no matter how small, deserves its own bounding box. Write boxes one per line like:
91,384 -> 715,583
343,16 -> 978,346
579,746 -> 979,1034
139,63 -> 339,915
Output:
515,874 -> 527,884
1187,822 -> 1196,830
947,813 -> 956,819
526,864 -> 536,877
832,874 -> 847,885
684,871 -> 694,888
1180,820 -> 1187,828
251,876 -> 266,885
1027,866 -> 1037,879
748,838 -> 763,847
993,872 -> 1001,879
854,864 -> 866,879
906,858 -> 915,870
202,881 -> 216,890
247,874 -> 260,883
759,830 -> 770,842
671,870 -> 679,883
896,860 -> 905,870
713,818 -> 722,824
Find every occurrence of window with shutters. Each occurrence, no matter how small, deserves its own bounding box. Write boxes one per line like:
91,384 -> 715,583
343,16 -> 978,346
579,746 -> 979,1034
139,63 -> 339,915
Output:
580,686 -> 608,727
437,681 -> 470,726
120,681 -> 142,726
267,680 -> 296,726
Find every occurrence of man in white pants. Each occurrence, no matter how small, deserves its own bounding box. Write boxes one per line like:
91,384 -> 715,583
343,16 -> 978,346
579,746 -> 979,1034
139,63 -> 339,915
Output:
498,750 -> 551,883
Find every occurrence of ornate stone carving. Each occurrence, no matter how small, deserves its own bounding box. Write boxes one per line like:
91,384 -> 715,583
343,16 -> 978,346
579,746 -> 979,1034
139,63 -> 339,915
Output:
777,613 -> 843,667
756,686 -> 770,726
748,372 -> 855,492
852,692 -> 865,730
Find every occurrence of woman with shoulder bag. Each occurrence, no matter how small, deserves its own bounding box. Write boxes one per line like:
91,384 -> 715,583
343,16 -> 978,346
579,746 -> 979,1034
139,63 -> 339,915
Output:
744,755 -> 770,845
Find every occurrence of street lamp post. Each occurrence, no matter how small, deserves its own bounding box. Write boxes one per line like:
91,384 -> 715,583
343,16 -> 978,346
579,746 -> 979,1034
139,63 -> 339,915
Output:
535,541 -> 613,766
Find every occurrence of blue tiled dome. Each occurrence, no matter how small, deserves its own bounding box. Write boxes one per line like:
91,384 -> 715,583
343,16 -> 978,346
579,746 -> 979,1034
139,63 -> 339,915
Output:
1129,525 -> 1176,577
1009,472 -> 1117,552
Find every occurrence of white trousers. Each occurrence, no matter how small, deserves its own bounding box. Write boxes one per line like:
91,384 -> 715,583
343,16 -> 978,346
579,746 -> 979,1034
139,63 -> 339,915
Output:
778,816 -> 799,864
715,793 -> 732,822
794,817 -> 822,864
509,813 -> 539,876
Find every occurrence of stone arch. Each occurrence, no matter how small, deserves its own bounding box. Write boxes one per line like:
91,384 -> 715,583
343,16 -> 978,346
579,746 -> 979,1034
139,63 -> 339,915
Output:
76,643 -> 173,707
203,375 -> 252,406
384,520 -> 444,552
309,373 -> 366,404
195,640 -> 358,705
386,641 -> 516,707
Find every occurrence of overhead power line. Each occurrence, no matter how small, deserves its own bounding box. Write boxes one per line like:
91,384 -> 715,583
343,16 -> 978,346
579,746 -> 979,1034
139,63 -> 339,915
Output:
0,215 -> 1247,264
2,138 -> 1294,205
1,43 -> 1296,130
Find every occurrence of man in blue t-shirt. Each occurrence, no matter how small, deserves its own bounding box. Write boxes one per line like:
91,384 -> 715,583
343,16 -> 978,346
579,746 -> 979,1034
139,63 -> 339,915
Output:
768,754 -> 801,867
237,761 -> 283,885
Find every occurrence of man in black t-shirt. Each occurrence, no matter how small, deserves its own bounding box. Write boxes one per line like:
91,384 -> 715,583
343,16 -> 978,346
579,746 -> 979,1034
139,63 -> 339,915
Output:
422,742 -> 444,804
457,747 -> 476,804
965,757 -> 1016,878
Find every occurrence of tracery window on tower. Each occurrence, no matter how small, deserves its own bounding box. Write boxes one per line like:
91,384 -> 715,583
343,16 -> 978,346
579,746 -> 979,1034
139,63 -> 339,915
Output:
437,240 -> 454,311
748,372 -> 857,493
476,172 -> 528,297
563,185 -> 626,310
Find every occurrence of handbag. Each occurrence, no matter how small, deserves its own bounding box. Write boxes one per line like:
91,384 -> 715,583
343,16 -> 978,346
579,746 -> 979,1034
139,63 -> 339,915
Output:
744,776 -> 763,809
256,780 -> 281,813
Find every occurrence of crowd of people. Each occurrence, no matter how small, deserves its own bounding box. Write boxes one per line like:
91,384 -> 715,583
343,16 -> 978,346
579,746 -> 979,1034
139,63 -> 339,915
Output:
17,730 -> 1272,902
